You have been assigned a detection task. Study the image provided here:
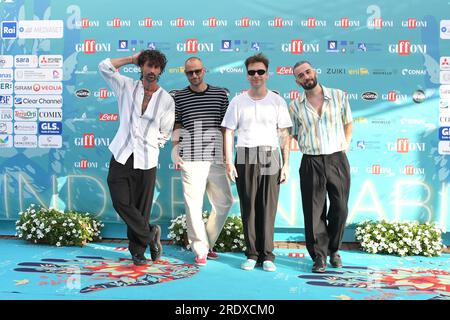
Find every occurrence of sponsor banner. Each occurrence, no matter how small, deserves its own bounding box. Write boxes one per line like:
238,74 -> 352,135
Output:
439,141 -> 450,154
14,55 -> 38,68
14,135 -> 38,148
1,21 -> 17,39
0,81 -> 13,94
13,121 -> 37,134
99,113 -> 118,121
14,95 -> 63,108
441,20 -> 450,39
14,108 -> 38,122
0,121 -> 13,134
440,71 -> 450,84
439,127 -> 450,140
38,109 -> 63,121
0,55 -> 14,68
18,20 -> 64,39
0,69 -> 13,81
14,82 -> 63,94
0,109 -> 13,121
38,134 -> 62,148
14,69 -> 63,81
441,57 -> 450,70
38,121 -> 62,135
440,85 -> 450,99
0,95 -> 13,107
39,55 -> 64,68
75,88 -> 90,98
440,114 -> 450,126
0,134 -> 13,148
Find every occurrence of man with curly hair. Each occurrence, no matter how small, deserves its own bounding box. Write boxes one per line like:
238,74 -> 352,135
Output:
99,50 -> 175,266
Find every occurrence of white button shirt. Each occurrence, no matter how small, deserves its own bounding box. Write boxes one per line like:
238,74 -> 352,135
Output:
99,58 -> 175,169
221,90 -> 292,148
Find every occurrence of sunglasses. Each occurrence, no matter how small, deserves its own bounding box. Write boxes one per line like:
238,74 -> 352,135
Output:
185,69 -> 203,77
247,69 -> 266,76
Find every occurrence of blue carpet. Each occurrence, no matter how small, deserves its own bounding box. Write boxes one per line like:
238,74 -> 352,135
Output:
0,239 -> 449,300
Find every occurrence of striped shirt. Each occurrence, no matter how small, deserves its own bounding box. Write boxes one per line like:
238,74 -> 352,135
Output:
174,85 -> 228,161
289,85 -> 352,155
98,58 -> 175,170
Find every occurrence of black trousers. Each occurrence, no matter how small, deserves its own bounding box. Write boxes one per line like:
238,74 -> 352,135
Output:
235,147 -> 281,263
300,151 -> 350,260
107,154 -> 157,256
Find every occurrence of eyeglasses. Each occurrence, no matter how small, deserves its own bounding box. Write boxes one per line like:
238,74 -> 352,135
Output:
185,69 -> 203,77
247,69 -> 266,76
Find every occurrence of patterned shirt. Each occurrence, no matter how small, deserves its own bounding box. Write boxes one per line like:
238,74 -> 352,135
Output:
289,85 -> 352,155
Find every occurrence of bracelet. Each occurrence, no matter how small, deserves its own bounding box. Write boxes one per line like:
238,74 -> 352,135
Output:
130,56 -> 134,65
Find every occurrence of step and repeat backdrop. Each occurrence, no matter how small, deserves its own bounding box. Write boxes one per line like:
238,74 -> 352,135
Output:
1,0 -> 449,238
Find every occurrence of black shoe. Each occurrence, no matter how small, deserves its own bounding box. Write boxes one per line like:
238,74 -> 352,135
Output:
132,254 -> 148,266
149,224 -> 162,262
312,256 -> 326,273
330,253 -> 343,268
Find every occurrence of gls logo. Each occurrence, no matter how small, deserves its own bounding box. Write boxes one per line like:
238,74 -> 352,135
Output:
439,127 -> 450,140
38,121 -> 62,135
1,21 -> 17,39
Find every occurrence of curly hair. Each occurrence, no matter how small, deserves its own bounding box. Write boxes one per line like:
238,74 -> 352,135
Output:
137,49 -> 168,74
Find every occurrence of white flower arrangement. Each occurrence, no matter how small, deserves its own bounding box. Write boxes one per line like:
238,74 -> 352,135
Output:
168,211 -> 246,252
15,204 -> 104,247
355,220 -> 445,257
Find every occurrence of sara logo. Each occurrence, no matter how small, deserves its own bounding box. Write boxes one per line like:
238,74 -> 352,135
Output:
38,121 -> 62,135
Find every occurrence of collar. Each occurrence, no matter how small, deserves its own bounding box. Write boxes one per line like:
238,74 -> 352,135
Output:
298,84 -> 331,103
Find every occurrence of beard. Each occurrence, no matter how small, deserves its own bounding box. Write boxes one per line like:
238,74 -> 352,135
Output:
301,77 -> 318,90
143,73 -> 158,82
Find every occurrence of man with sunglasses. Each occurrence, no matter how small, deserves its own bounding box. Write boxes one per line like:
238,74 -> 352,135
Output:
99,50 -> 175,266
172,57 -> 233,266
222,53 -> 292,272
289,61 -> 352,273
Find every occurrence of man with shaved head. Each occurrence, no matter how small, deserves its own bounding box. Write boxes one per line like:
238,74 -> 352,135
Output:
172,57 -> 233,266
289,60 -> 353,273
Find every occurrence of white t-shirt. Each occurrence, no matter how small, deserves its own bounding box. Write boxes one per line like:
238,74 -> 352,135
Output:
221,90 -> 292,148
